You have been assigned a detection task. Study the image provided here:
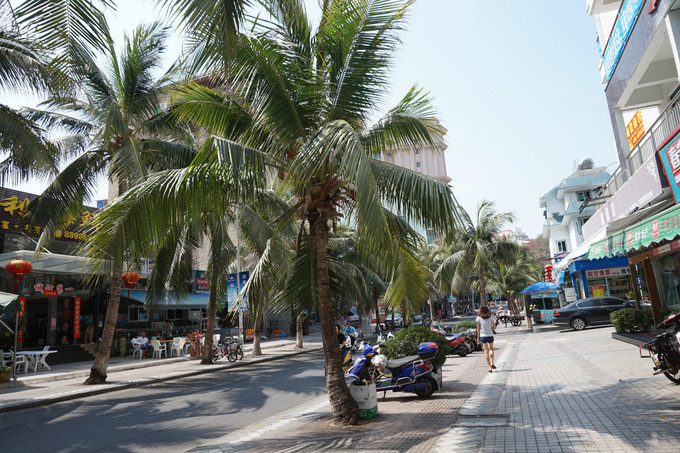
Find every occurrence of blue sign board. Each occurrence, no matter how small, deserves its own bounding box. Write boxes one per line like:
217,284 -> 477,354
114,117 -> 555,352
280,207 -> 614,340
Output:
239,271 -> 250,310
227,273 -> 238,311
569,256 -> 629,273
602,0 -> 644,81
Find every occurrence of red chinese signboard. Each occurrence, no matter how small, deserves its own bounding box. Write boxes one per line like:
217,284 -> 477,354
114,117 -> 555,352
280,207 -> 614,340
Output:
245,328 -> 254,342
18,297 -> 25,343
73,298 -> 81,338
626,110 -> 645,150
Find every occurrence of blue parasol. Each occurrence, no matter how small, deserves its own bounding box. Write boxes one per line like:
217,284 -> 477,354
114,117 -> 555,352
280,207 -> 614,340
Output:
519,282 -> 560,294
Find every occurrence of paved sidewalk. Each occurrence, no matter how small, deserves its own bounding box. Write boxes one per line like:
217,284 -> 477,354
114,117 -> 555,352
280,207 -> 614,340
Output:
0,333 -> 324,413
191,326 -> 680,453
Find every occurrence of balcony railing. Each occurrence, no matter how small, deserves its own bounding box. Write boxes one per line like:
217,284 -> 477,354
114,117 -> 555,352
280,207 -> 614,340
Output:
588,89 -> 680,205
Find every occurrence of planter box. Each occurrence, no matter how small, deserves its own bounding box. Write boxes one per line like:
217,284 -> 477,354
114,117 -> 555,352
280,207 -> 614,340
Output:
0,371 -> 11,383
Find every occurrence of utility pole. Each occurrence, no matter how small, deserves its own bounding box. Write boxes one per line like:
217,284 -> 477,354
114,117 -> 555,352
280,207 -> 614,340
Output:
236,205 -> 243,343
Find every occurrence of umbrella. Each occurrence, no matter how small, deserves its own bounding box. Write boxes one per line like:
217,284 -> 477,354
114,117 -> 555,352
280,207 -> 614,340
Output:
519,282 -> 560,294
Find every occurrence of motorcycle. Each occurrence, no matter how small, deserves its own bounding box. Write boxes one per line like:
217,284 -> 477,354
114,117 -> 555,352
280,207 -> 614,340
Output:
446,333 -> 469,357
640,312 -> 680,383
345,342 -> 440,398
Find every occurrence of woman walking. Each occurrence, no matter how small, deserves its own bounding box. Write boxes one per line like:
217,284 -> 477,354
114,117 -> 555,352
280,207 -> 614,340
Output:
476,306 -> 497,372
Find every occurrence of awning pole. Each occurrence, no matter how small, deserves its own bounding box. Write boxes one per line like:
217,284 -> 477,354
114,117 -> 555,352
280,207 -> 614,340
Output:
12,311 -> 18,381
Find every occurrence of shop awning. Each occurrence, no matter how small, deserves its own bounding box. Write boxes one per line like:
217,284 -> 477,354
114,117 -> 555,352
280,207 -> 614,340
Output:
0,291 -> 19,315
588,203 -> 680,260
0,250 -> 98,274
125,290 -> 212,308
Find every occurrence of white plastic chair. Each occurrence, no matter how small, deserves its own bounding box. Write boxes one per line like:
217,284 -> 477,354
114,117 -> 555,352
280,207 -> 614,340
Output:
182,337 -> 190,355
14,354 -> 28,374
151,339 -> 166,359
132,344 -> 143,360
170,338 -> 184,357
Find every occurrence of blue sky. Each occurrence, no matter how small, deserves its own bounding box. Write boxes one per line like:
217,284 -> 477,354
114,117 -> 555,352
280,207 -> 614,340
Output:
8,0 -> 617,238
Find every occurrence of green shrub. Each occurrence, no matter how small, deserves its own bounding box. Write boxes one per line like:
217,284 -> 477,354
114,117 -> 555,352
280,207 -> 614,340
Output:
451,320 -> 477,333
610,308 -> 645,333
380,325 -> 448,367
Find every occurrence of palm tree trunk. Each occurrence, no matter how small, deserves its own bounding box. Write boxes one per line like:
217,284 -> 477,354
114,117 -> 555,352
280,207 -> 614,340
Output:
252,298 -> 262,356
201,260 -> 218,364
295,314 -> 303,349
312,216 -> 358,425
478,268 -> 487,307
374,291 -> 380,333
84,261 -> 122,385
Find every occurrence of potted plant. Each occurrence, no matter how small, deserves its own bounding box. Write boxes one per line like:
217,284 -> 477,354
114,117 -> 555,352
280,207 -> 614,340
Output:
0,365 -> 12,382
185,331 -> 204,358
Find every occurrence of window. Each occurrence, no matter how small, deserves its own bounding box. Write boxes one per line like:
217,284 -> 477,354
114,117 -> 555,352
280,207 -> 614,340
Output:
387,153 -> 392,158
415,149 -> 420,155
129,306 -> 148,321
579,217 -> 591,227
577,301 -> 593,308
577,191 -> 591,202
416,162 -> 421,167
556,240 -> 567,252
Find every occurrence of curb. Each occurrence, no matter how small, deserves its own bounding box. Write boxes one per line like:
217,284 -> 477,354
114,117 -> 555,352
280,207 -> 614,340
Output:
0,345 -> 324,414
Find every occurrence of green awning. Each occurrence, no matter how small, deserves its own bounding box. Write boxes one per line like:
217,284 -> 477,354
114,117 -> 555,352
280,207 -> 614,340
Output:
588,203 -> 680,260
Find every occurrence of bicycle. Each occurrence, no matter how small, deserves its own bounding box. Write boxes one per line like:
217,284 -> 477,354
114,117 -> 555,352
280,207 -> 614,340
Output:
224,336 -> 244,362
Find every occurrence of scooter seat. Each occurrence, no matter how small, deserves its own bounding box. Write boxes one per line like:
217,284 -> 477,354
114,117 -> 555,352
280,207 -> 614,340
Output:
387,354 -> 420,374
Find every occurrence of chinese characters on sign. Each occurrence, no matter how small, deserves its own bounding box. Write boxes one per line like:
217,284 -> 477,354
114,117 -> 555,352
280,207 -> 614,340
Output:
34,283 -> 73,296
625,110 -> 645,149
74,298 -> 81,339
18,297 -> 25,344
585,268 -> 630,279
0,188 -> 96,241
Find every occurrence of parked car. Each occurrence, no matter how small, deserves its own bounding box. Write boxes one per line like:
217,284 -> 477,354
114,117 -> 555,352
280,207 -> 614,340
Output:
385,313 -> 404,328
552,296 -> 634,330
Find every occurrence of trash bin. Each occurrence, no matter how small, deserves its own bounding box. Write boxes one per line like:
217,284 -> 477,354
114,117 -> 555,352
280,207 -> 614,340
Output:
119,337 -> 126,357
349,382 -> 378,419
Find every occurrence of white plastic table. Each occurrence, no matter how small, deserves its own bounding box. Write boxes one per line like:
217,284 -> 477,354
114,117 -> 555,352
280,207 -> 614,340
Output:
16,350 -> 57,373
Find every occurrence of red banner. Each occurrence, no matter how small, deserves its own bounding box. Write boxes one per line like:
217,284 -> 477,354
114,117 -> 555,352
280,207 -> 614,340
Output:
245,328 -> 254,341
74,298 -> 81,338
18,297 -> 25,343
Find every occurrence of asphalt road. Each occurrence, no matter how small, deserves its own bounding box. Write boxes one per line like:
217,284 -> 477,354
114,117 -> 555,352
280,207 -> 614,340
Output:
0,353 -> 327,453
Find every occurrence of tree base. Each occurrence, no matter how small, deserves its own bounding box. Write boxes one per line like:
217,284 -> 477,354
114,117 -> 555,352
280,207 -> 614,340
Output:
84,368 -> 107,385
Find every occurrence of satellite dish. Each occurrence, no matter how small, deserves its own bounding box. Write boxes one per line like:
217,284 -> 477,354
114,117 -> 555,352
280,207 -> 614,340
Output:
578,158 -> 594,170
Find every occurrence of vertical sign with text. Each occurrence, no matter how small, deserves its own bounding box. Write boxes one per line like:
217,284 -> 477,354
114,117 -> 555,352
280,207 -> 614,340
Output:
239,271 -> 250,310
74,298 -> 81,339
18,297 -> 25,344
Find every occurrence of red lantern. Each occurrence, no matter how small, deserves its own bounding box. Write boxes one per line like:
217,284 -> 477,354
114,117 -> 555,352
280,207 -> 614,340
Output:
6,258 -> 32,293
544,264 -> 553,283
122,271 -> 140,288
6,259 -> 33,281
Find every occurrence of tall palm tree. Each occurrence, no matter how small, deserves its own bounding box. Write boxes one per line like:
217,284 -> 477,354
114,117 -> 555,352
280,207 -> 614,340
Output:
436,200 -> 514,308
87,0 -> 458,424
23,22 -> 194,384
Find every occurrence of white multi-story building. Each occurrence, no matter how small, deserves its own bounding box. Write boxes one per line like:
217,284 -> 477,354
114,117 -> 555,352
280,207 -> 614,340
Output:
382,126 -> 451,243
496,228 -> 531,245
539,159 -> 610,268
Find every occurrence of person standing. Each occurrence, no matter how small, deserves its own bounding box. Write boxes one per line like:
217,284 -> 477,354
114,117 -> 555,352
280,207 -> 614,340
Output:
476,306 -> 497,373
165,320 -> 173,340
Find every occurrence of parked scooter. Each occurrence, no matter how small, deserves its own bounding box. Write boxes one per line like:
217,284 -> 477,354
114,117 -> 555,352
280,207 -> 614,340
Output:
640,312 -> 680,383
345,342 -> 440,398
446,333 -> 469,357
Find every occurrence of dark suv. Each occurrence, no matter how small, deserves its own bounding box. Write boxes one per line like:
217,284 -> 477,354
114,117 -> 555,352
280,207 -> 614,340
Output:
552,296 -> 633,330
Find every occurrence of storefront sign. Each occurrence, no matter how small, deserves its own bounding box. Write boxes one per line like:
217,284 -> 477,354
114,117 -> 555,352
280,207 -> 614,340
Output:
591,286 -> 605,297
33,283 -> 73,296
245,328 -> 254,341
602,0 -> 645,81
193,270 -> 209,294
588,204 -> 680,259
74,298 -> 81,339
0,188 -> 96,242
564,287 -> 577,303
585,267 -> 630,278
660,132 -> 680,204
583,153 -> 663,240
626,110 -> 645,149
18,297 -> 25,343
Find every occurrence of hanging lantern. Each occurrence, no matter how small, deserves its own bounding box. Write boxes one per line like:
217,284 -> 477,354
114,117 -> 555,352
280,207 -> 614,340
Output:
122,271 -> 140,299
122,271 -> 140,288
6,259 -> 33,282
544,265 -> 553,283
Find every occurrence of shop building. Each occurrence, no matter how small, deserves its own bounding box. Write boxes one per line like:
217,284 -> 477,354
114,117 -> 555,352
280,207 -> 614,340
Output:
578,0 -> 680,324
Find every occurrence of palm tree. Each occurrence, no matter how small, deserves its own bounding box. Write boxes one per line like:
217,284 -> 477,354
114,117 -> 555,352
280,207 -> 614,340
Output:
436,200 -> 514,308
486,243 -> 538,314
87,0 -> 458,424
22,22 -> 194,384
